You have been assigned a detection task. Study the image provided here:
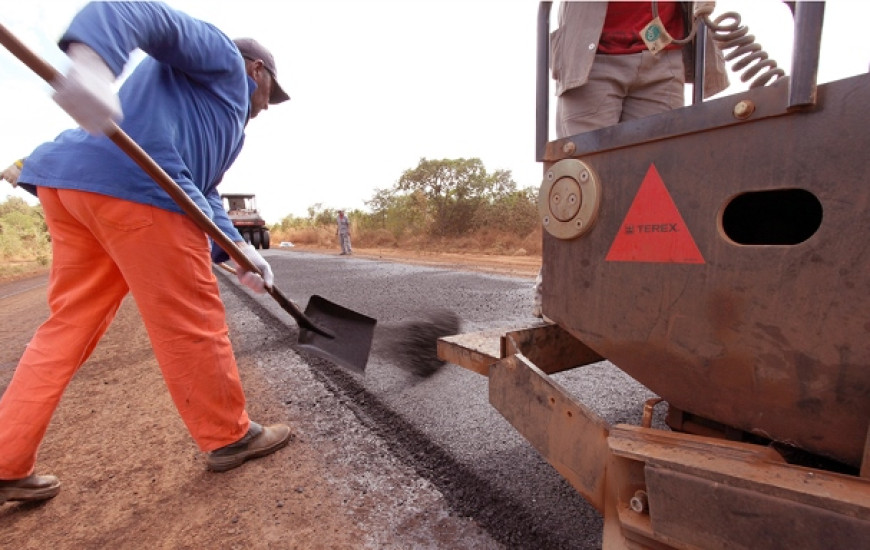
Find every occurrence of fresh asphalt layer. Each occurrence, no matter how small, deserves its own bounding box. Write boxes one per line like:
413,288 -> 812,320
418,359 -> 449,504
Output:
217,249 -> 660,549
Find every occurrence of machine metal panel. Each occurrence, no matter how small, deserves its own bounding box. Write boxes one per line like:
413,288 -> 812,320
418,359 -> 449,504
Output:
542,75 -> 870,467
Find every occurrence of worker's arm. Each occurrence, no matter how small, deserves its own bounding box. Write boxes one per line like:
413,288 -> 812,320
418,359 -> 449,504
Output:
1,159 -> 24,187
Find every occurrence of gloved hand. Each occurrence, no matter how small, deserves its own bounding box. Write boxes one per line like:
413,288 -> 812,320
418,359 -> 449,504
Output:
1,160 -> 22,187
234,243 -> 274,294
52,42 -> 122,136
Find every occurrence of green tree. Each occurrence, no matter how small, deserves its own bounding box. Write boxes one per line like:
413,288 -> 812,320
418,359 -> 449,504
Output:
473,186 -> 539,236
365,187 -> 428,238
305,203 -> 337,227
396,157 -> 515,237
279,157 -> 539,246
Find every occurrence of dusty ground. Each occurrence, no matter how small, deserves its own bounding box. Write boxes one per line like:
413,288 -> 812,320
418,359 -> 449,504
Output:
294,245 -> 541,279
0,248 -> 538,549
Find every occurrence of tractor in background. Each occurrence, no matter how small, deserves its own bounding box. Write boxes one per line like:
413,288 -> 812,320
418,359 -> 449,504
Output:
222,193 -> 270,249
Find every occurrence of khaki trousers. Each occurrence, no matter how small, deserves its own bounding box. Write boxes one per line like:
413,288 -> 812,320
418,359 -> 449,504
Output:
556,48 -> 685,138
0,188 -> 249,479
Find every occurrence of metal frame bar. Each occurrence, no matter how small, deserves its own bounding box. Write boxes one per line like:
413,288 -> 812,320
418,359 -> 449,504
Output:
535,1 -> 553,162
788,1 -> 824,109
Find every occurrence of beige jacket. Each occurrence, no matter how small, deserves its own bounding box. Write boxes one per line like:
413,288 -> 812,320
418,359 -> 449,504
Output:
550,2 -> 729,97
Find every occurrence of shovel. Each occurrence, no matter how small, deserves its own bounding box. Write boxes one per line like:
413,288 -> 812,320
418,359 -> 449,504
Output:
218,264 -> 376,373
0,23 -> 376,372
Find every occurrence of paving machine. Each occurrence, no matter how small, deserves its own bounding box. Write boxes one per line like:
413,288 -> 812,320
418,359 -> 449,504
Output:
439,3 -> 870,548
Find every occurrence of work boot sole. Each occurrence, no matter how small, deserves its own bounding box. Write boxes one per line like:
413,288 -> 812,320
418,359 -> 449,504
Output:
0,481 -> 61,504
207,424 -> 291,472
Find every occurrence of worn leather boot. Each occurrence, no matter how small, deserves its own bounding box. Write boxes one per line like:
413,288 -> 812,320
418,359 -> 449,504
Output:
206,422 -> 291,472
0,474 -> 61,504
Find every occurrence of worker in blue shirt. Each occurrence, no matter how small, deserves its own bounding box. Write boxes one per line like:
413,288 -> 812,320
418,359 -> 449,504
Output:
0,1 -> 292,505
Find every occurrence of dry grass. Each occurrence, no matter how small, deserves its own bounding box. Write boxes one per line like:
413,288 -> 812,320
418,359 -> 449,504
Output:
273,226 -> 542,258
278,226 -> 335,248
0,261 -> 50,282
0,227 -> 541,282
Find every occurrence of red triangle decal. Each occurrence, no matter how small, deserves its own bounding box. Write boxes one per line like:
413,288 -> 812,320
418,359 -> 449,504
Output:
605,164 -> 705,264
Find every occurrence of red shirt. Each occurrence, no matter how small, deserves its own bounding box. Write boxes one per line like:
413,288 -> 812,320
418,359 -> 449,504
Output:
598,2 -> 685,54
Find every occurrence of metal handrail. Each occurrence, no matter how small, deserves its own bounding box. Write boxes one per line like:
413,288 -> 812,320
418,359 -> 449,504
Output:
535,1 -> 552,162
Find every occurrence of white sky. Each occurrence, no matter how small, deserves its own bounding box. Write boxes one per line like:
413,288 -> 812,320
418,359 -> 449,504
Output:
1,1 -> 868,223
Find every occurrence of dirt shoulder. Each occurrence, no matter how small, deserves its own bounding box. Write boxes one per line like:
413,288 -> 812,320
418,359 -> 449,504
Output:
0,248 -> 511,549
1,246 -> 540,284
288,245 -> 541,279
0,277 -> 368,549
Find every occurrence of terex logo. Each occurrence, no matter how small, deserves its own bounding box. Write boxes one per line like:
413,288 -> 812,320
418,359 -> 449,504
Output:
605,164 -> 704,264
625,223 -> 680,234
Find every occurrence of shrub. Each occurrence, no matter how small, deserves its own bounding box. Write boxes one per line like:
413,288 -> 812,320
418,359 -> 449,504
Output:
0,196 -> 51,279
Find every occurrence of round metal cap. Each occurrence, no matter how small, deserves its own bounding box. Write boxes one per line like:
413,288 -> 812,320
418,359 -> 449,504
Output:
538,159 -> 601,240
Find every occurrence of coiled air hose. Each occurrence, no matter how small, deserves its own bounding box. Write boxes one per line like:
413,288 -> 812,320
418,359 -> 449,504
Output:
705,10 -> 786,88
654,1 -> 786,89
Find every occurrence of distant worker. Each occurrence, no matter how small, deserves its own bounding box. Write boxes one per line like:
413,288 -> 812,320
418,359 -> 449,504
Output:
0,1 -> 293,505
534,1 -> 729,316
337,210 -> 352,255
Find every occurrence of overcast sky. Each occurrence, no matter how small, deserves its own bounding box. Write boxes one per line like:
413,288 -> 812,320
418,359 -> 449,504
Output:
2,1 -> 868,223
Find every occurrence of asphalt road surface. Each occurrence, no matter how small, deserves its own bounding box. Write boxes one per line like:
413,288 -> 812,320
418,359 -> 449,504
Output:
218,249 -> 660,549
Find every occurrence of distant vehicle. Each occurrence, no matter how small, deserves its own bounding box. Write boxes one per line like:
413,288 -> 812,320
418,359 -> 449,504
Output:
221,193 -> 270,249
279,241 -> 294,248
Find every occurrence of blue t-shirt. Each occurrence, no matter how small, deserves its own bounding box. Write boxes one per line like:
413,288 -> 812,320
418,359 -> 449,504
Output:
19,1 -> 255,242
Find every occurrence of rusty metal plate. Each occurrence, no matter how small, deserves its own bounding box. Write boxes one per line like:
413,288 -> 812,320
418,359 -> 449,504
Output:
543,74 -> 870,467
502,323 -> 604,374
646,467 -> 870,549
490,353 -> 610,511
437,329 -> 504,376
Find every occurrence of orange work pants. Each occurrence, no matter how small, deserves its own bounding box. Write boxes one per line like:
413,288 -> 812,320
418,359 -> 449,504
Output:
0,188 -> 249,479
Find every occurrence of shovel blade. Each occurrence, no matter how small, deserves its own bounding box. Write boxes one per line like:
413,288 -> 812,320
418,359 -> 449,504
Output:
297,295 -> 376,373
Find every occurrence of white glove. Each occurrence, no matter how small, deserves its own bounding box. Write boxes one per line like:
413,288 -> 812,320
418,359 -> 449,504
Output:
1,161 -> 22,187
234,243 -> 274,294
52,43 -> 122,136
